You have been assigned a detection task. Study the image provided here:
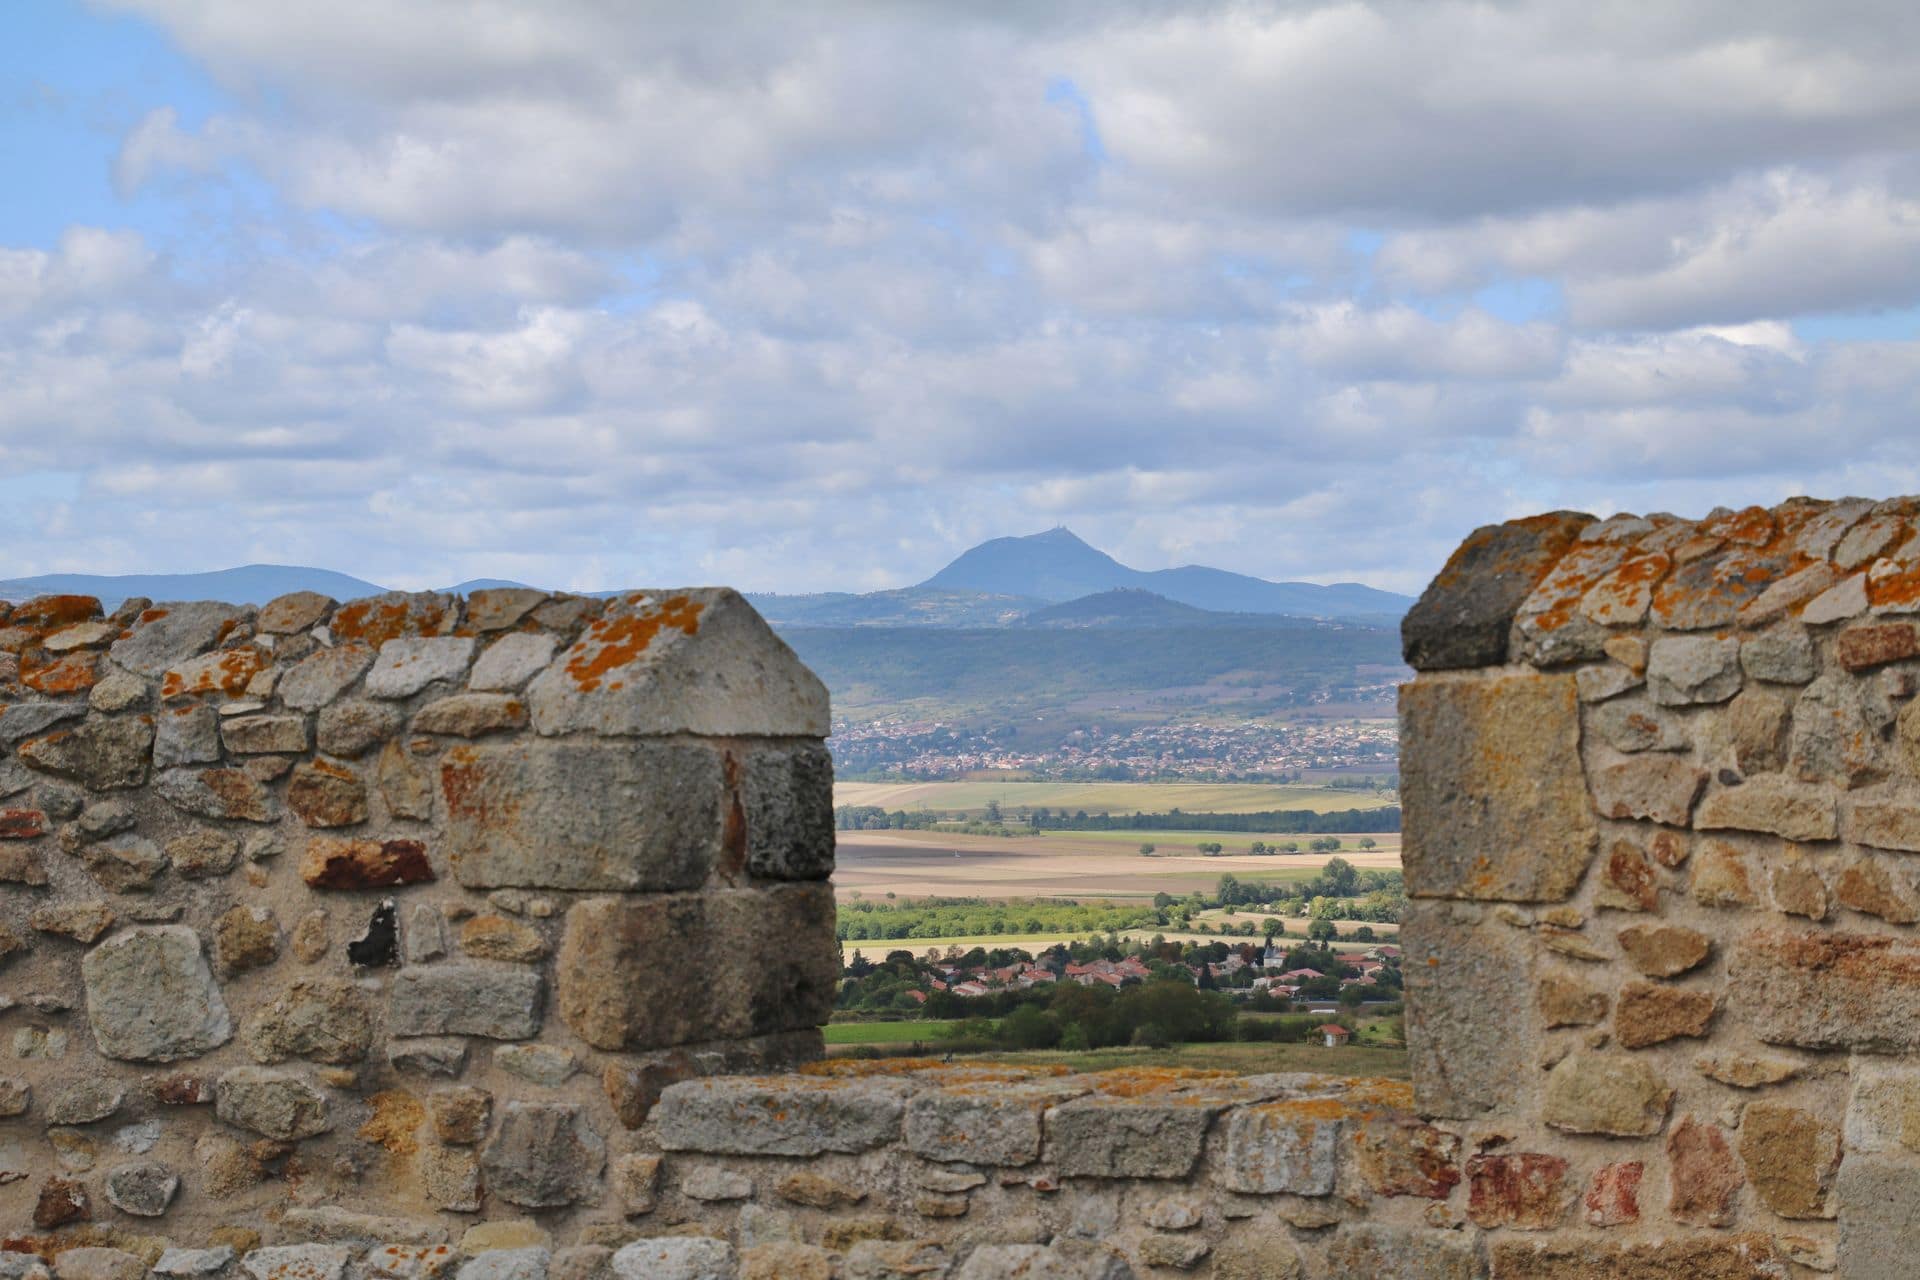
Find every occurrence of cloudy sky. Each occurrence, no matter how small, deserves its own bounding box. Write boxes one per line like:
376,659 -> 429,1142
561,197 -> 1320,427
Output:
6,0 -> 1920,595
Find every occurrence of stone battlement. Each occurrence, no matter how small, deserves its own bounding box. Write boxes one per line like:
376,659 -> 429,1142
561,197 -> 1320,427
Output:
0,588 -> 836,1255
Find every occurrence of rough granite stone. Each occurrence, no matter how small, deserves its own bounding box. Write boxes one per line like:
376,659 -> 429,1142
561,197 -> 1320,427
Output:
82,925 -> 232,1062
480,1103 -> 606,1208
365,637 -> 477,699
1400,672 -> 1596,901
215,1067 -> 331,1139
1731,928 -> 1920,1051
390,963 -> 544,1040
1695,777 -> 1837,841
903,1080 -> 1085,1167
278,645 -> 375,711
1542,1053 -> 1672,1136
109,602 -> 248,677
1647,636 -> 1741,705
102,1160 -> 179,1216
608,1240 -> 734,1280
655,1076 -> 906,1157
1323,1225 -> 1482,1280
1403,904 -> 1531,1118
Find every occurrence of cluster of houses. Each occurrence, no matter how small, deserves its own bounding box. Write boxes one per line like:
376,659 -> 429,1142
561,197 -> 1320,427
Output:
904,941 -> 1400,1006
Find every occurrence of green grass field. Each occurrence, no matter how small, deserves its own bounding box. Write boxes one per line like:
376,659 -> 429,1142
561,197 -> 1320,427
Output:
976,1041 -> 1408,1077
823,1020 -> 970,1045
834,780 -> 1395,816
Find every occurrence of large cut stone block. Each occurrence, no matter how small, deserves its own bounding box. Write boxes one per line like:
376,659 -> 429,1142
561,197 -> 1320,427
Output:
1730,928 -> 1920,1051
1402,903 -> 1533,1119
1401,512 -> 1593,670
1213,1099 -> 1342,1195
1400,673 -> 1596,901
389,963 -> 544,1040
82,925 -> 232,1062
556,884 -> 835,1051
440,740 -> 723,891
743,743 -> 836,881
902,1080 -> 1087,1167
1324,1225 -> 1483,1280
527,589 -> 828,737
1837,1154 -> 1920,1279
653,1076 -> 906,1156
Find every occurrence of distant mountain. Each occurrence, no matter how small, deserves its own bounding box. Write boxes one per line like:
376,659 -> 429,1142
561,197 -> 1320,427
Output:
441,578 -> 537,594
0,564 -> 388,609
922,528 -> 1411,619
1017,588 -> 1297,629
747,587 -> 1042,628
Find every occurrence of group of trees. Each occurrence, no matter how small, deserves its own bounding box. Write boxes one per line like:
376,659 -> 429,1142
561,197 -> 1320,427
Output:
1146,835 -> 1376,857
1021,806 -> 1400,834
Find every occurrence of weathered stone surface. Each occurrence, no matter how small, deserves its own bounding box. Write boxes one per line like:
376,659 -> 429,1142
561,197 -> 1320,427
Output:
1590,757 -> 1706,827
258,592 -> 335,635
1593,838 -> 1658,911
215,1067 -> 331,1139
19,716 -> 153,791
212,904 -> 280,976
1538,974 -> 1607,1026
461,914 -> 547,963
1741,626 -> 1815,683
655,1076 -> 905,1157
301,836 -> 434,889
1542,1053 -> 1672,1136
315,699 -> 402,758
161,646 -> 270,700
481,1102 -> 605,1208
529,590 -> 829,736
465,588 -> 549,632
279,644 -> 375,711
103,1159 -> 179,1216
389,1037 -> 468,1076
1401,514 -> 1592,670
110,603 -> 247,677
29,900 -> 115,944
240,1246 -> 352,1280
0,701 -> 86,746
1615,981 -> 1715,1048
1689,838 -> 1757,907
33,1175 -> 90,1227
1402,904 -> 1531,1117
1616,923 -> 1710,977
79,833 -> 167,892
366,637 -> 476,699
744,744 -> 836,881
1731,928 -> 1920,1051
1590,698 -> 1690,753
470,633 -> 557,691
390,963 -> 544,1040
414,693 -> 527,737
221,714 -> 309,755
440,740 -> 722,891
1738,1103 -> 1838,1219
46,1077 -> 125,1124
82,925 -> 232,1061
152,704 -> 220,768
1836,856 -> 1920,922
608,1240 -> 734,1280
287,759 -> 369,828
242,979 -> 374,1064
1721,688 -> 1790,774
1488,1236 -> 1782,1279
1401,673 -> 1596,901
153,1249 -> 234,1277
1696,1053 -> 1802,1089
557,885 -> 834,1050
1695,777 -> 1837,840
1837,620 -> 1920,671
1647,636 -> 1741,706
1323,1225 -> 1481,1280
155,766 -> 277,821
495,1044 -> 576,1086
1582,1161 -> 1641,1227
1790,671 -> 1884,787
1351,1114 -> 1461,1199
1668,1115 -> 1743,1227
1212,1100 -> 1340,1195
902,1080 -> 1082,1167
1836,1154 -> 1920,1280
1466,1152 -> 1567,1230
1846,794 -> 1920,852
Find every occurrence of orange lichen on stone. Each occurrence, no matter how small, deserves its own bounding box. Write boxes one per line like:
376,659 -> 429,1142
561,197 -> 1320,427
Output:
565,595 -> 705,692
331,599 -> 449,647
9,595 -> 102,630
1867,556 -> 1920,612
161,647 -> 269,700
357,1090 -> 425,1155
20,650 -> 101,694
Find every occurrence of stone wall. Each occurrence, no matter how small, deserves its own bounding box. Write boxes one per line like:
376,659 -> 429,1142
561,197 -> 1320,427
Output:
1393,495 -> 1920,1278
0,587 -> 836,1252
14,497 -> 1920,1280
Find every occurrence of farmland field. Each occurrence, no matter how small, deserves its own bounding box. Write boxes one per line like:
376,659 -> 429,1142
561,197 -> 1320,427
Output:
835,780 -> 1394,815
835,827 -> 1399,900
823,1019 -> 969,1044
841,929 -> 1390,965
